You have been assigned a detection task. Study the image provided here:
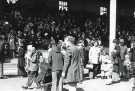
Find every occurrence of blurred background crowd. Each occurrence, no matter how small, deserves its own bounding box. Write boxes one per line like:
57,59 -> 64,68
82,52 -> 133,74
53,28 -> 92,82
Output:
0,10 -> 109,58
0,10 -> 135,59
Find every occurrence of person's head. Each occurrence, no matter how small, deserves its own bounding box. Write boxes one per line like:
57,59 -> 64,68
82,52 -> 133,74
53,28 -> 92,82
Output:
61,42 -> 67,50
93,41 -> 99,47
119,39 -> 124,46
97,39 -> 102,46
27,45 -> 33,56
64,36 -> 75,47
113,39 -> 119,47
101,48 -> 106,55
27,44 -> 36,53
58,40 -> 63,46
131,41 -> 135,48
77,40 -> 84,49
31,45 -> 36,53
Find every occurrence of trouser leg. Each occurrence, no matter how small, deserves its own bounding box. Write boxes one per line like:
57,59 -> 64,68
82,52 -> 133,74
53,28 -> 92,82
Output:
51,71 -> 62,91
35,73 -> 46,88
112,64 -> 120,81
58,77 -> 63,91
93,64 -> 100,78
35,78 -> 41,88
26,71 -> 38,87
89,64 -> 94,79
68,83 -> 77,91
119,60 -> 125,78
57,71 -> 62,91
51,71 -> 58,91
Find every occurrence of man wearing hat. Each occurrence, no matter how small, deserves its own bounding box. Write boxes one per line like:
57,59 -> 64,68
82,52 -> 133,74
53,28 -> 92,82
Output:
119,38 -> 127,79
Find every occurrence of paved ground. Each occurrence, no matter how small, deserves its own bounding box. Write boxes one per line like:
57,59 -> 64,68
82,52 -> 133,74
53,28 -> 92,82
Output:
0,58 -> 133,91
0,77 -> 133,91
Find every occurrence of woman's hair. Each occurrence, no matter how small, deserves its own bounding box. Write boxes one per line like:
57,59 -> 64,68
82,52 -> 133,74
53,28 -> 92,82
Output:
64,36 -> 75,44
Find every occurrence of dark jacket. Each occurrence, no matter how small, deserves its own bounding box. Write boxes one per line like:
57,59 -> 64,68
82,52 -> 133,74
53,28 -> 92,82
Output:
48,45 -> 64,72
120,45 -> 127,61
111,45 -> 121,73
63,45 -> 81,83
131,48 -> 135,62
18,46 -> 25,67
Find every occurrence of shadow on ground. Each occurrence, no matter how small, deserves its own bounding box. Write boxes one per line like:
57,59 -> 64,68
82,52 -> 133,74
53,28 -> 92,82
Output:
77,88 -> 85,91
5,75 -> 20,78
63,87 -> 85,91
42,87 -> 85,91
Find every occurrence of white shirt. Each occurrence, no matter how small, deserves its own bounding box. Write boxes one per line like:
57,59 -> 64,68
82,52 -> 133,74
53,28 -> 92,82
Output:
89,46 -> 101,64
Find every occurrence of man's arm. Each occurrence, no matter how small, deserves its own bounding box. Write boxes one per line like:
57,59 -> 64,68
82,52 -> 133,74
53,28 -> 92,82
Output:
88,47 -> 92,63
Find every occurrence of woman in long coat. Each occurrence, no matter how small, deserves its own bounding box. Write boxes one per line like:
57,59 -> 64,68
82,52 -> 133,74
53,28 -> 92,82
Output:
62,36 -> 81,91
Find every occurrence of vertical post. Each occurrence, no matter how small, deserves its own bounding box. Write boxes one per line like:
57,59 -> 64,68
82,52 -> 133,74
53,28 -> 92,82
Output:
109,0 -> 117,55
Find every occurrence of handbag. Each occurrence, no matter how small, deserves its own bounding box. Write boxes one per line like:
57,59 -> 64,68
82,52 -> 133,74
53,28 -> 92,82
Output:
86,63 -> 93,69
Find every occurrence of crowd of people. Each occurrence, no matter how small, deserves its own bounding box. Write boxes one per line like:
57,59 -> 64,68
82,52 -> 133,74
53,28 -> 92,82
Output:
0,11 -> 109,55
21,36 -> 83,91
0,11 -> 135,91
20,35 -> 135,91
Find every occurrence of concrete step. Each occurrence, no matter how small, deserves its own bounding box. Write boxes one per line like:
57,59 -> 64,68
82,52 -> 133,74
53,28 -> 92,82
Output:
0,58 -> 18,75
4,63 -> 18,75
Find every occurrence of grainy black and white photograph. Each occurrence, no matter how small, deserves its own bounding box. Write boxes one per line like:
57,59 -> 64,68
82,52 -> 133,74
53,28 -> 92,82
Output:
0,0 -> 134,91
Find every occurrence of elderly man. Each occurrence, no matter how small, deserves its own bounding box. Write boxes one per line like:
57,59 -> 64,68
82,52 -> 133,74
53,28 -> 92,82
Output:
61,36 -> 81,91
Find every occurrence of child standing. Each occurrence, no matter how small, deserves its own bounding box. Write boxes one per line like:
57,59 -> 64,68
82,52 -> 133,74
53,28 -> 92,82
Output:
99,50 -> 113,79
